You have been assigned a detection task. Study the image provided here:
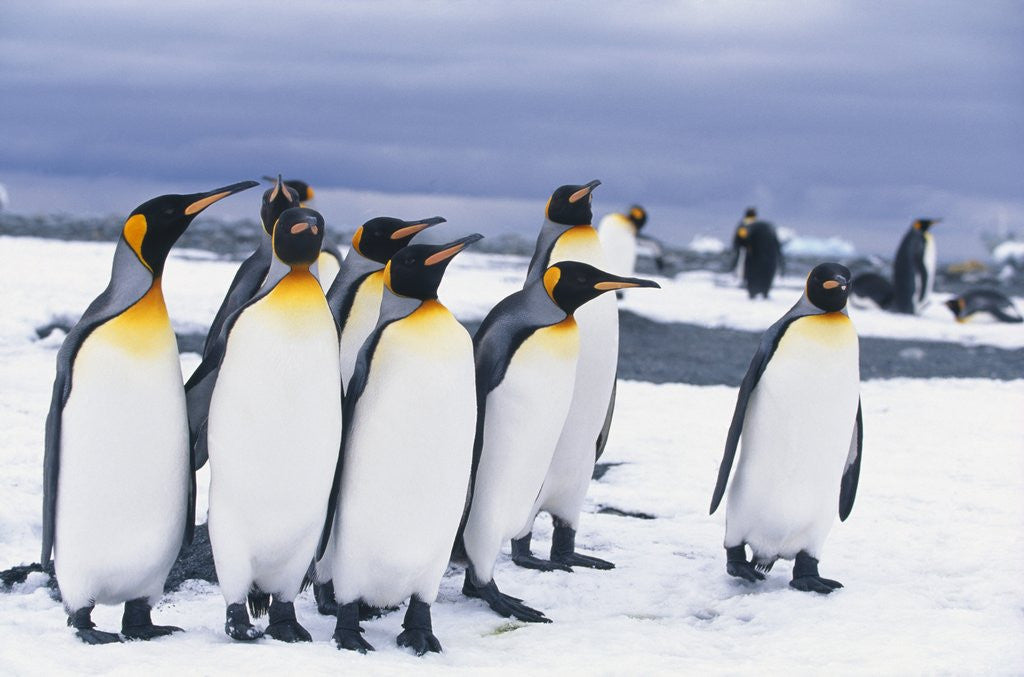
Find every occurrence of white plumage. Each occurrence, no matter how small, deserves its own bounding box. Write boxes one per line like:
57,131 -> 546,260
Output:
597,213 -> 638,278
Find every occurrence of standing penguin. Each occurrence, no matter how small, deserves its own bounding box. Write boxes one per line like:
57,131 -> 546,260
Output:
710,262 -> 863,594
201,176 -> 299,358
512,180 -> 620,571
313,214 -> 445,616
43,181 -> 258,644
892,218 -> 941,314
729,207 -> 784,299
192,207 -> 342,642
462,262 -> 659,623
258,175 -> 342,289
319,234 -> 482,655
597,205 -> 666,280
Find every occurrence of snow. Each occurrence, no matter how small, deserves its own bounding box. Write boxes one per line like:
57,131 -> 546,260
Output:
686,235 -> 726,254
993,240 -> 1024,267
0,234 -> 1022,673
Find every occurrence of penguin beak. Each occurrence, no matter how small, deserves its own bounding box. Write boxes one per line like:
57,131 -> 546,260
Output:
424,233 -> 484,266
391,216 -> 447,240
184,180 -> 259,216
269,174 -> 285,201
568,180 -> 602,204
593,273 -> 661,291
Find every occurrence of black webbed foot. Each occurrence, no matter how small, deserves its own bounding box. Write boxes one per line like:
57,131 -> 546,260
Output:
510,533 -> 572,572
462,568 -> 551,624
121,598 -> 182,640
69,606 -> 123,644
551,522 -> 615,570
789,551 -> 843,594
314,581 -> 338,616
225,602 -> 263,641
265,600 -> 312,643
725,544 -> 766,582
334,601 -> 374,653
395,597 -> 441,656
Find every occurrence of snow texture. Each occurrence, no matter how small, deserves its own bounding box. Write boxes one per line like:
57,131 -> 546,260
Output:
0,236 -> 1022,673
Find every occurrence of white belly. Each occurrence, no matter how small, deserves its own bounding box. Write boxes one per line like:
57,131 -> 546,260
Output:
598,215 -> 638,277
922,234 -> 937,307
207,276 -> 342,601
463,321 -> 579,580
536,227 -> 619,525
317,251 -> 341,290
726,314 -> 860,562
339,271 -> 384,388
333,303 -> 475,606
55,316 -> 188,609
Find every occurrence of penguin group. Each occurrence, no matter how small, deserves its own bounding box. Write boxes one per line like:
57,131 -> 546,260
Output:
41,174 -> 868,654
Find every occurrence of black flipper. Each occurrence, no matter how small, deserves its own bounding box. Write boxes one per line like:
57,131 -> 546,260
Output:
595,378 -> 616,462
839,401 -> 863,521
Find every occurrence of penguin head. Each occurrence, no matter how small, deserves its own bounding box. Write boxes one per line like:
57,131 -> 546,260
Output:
543,261 -> 660,314
263,175 -> 314,203
743,207 -> 757,225
545,180 -> 601,226
260,175 -> 300,236
945,297 -> 966,320
272,207 -> 325,268
913,218 -> 941,231
122,180 -> 258,276
627,205 -> 648,230
806,262 -> 852,312
352,216 -> 447,263
384,233 -> 484,300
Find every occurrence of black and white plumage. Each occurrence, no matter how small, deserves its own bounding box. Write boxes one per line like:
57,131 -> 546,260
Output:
892,218 -> 940,314
710,262 -> 863,594
43,181 -> 257,644
945,289 -> 1023,323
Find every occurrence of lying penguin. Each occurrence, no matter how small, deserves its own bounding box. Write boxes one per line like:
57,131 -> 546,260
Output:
710,262 -> 863,594
945,289 -> 1023,323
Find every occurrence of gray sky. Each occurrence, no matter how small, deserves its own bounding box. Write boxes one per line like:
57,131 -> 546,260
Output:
1,1 -> 1021,258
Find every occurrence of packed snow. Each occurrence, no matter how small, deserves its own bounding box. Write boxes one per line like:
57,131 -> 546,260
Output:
0,235 -> 1022,673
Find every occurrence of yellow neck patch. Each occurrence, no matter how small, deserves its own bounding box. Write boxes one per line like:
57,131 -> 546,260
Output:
543,266 -> 561,301
91,279 -> 172,356
382,260 -> 393,292
352,226 -> 364,256
123,214 -> 151,271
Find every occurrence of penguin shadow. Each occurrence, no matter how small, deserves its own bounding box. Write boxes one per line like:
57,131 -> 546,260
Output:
591,463 -> 657,520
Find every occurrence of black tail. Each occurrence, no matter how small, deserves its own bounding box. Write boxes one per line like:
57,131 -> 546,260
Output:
992,307 -> 1024,323
247,586 -> 271,618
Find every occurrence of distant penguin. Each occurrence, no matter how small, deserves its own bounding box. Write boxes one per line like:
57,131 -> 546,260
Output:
201,176 -> 300,358
42,180 -> 258,644
313,214 -> 445,616
710,262 -> 863,594
192,207 -> 342,642
512,180 -> 620,571
850,271 -> 894,311
892,218 -> 940,314
598,204 -> 666,276
258,175 -> 340,289
462,262 -> 659,623
945,289 -> 1023,323
318,234 -> 482,655
729,207 -> 784,299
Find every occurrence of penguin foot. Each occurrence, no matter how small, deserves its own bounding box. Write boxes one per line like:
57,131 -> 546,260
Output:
462,570 -> 551,624
75,628 -> 123,645
725,545 -> 765,583
314,581 -> 338,616
225,602 -> 263,641
789,551 -> 842,594
510,533 -> 571,572
121,598 -> 182,640
396,597 -> 441,656
551,552 -> 615,570
265,600 -> 311,643
397,628 -> 442,656
551,523 -> 615,570
334,601 -> 374,653
790,576 -> 843,594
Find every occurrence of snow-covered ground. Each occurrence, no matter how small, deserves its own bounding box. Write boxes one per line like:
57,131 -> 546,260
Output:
0,235 -> 1022,673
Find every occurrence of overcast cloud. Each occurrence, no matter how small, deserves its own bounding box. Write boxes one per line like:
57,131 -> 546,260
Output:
1,1 -> 1021,257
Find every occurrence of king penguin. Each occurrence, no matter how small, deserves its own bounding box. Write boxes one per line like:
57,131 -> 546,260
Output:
318,233 -> 482,655
462,261 -> 659,623
709,262 -> 863,594
945,289 -> 1023,323
191,207 -> 342,642
729,207 -> 784,299
200,176 -> 299,359
510,179 -> 623,571
892,218 -> 940,314
42,180 -> 258,644
314,214 -> 445,615
258,175 -> 343,288
598,204 -> 666,283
